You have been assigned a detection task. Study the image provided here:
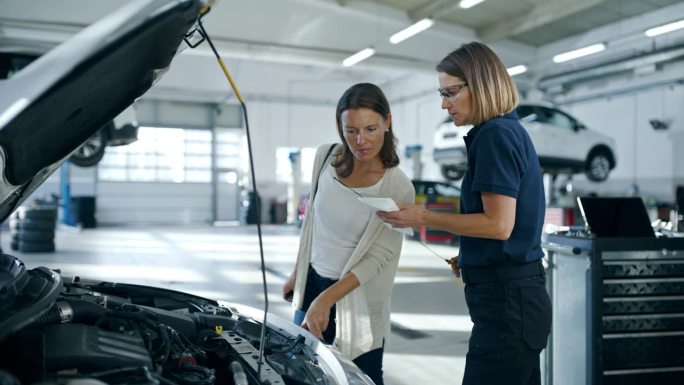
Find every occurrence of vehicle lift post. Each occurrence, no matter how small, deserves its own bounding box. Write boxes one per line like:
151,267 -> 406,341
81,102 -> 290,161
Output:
60,160 -> 75,226
405,144 -> 423,180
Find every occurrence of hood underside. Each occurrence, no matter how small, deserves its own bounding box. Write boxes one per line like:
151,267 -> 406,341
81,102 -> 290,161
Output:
0,0 -> 205,222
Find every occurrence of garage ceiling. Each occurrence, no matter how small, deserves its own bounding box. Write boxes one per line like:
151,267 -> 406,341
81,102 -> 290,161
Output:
373,0 -> 682,45
1,0 -> 683,102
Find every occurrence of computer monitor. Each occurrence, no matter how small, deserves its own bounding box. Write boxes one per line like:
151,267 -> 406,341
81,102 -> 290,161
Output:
577,196 -> 656,238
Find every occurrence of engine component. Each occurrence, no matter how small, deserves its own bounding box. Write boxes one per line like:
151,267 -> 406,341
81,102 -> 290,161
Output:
220,331 -> 284,385
43,323 -> 152,371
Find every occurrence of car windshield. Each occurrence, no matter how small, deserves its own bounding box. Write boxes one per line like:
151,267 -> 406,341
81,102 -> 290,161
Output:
433,183 -> 460,197
516,105 -> 538,123
414,181 -> 460,197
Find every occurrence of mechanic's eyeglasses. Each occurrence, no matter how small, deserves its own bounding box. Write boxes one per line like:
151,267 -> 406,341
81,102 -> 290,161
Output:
438,83 -> 468,99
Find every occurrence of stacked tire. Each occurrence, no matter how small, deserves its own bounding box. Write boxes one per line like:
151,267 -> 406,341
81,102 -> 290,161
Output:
9,207 -> 57,253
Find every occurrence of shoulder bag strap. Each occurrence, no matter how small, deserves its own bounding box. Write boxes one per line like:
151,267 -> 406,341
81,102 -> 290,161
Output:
313,143 -> 337,201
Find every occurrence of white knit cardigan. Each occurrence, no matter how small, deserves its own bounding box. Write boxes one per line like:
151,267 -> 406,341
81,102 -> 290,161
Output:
292,143 -> 415,359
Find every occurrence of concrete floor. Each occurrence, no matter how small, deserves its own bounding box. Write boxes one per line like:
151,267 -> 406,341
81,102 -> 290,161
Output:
3,224 -> 469,385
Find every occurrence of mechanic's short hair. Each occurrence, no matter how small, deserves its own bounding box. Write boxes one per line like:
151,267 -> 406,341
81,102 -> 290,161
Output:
436,42 -> 519,124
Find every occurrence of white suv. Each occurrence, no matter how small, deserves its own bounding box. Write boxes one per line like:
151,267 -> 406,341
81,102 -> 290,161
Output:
433,103 -> 617,182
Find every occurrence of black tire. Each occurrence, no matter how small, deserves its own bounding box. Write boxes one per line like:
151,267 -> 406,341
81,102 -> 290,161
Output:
11,233 -> 19,242
17,207 -> 57,221
441,164 -> 466,181
70,128 -> 106,167
18,229 -> 55,242
15,218 -> 55,231
18,240 -> 55,253
585,149 -> 612,182
10,240 -> 19,251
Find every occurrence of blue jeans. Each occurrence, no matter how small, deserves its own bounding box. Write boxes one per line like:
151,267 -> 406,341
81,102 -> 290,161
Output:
294,265 -> 385,385
294,265 -> 338,344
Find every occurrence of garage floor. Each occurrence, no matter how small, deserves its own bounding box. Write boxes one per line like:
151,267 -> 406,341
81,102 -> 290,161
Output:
2,224 -> 469,385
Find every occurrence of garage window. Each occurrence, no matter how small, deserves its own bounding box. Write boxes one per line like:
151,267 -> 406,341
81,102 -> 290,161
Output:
216,129 -> 243,170
98,127 -> 212,183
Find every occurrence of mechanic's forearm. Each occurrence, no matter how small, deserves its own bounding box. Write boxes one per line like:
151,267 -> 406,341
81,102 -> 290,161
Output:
317,272 -> 361,307
424,211 -> 511,240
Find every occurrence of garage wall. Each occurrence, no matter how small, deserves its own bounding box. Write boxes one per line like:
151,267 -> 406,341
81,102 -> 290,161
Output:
246,100 -> 337,181
384,73 -> 448,181
560,64 -> 684,202
240,100 -> 338,221
97,182 -> 212,225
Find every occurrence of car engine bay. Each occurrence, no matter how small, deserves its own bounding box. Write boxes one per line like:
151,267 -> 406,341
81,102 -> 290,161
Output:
0,257 -> 330,385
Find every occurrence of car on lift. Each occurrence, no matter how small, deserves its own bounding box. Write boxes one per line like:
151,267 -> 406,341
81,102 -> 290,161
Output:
0,1 -> 373,384
433,103 -> 617,182
69,105 -> 140,167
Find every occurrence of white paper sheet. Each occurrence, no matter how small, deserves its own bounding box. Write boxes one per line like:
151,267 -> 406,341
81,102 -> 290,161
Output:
358,197 -> 414,236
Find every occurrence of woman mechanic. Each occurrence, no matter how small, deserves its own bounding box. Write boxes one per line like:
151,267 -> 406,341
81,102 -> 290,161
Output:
377,42 -> 552,385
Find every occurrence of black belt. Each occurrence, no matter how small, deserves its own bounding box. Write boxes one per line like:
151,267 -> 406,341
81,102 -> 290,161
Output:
461,260 -> 544,284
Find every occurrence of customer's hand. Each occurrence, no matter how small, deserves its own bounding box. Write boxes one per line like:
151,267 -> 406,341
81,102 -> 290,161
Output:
376,204 -> 426,228
282,272 -> 295,302
300,297 -> 331,340
447,256 -> 460,278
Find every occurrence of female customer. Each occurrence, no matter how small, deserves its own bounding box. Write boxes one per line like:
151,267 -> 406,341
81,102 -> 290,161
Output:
283,83 -> 414,385
377,42 -> 551,385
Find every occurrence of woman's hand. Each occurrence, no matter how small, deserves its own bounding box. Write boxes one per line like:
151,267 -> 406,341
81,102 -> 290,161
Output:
282,272 -> 296,302
376,204 -> 427,228
300,297 -> 332,340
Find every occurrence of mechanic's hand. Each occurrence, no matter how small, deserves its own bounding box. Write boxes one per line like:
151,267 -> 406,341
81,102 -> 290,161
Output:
376,204 -> 426,228
300,297 -> 330,340
282,272 -> 296,302
447,256 -> 460,278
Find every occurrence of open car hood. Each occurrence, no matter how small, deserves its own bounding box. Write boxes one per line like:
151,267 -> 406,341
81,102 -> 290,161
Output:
0,0 -> 208,223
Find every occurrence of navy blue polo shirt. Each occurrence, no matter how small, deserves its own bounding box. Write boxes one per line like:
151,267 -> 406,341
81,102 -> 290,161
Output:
458,111 -> 545,268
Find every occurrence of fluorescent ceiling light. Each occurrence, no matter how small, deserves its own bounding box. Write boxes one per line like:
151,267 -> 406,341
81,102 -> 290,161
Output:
645,19 -> 684,37
342,47 -> 375,67
553,43 -> 605,63
459,0 -> 486,9
390,18 -> 434,44
507,65 -> 527,76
